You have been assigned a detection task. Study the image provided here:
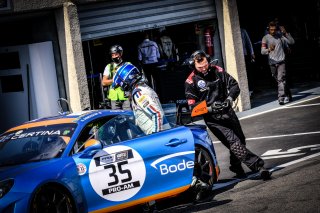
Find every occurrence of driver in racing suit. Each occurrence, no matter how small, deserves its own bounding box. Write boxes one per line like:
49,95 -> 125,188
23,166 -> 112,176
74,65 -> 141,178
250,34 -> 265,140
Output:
112,62 -> 170,135
113,62 -> 209,206
112,62 -> 170,211
185,50 -> 271,180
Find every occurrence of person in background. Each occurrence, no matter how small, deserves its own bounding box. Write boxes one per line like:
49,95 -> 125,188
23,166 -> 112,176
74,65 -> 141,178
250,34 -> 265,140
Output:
241,28 -> 256,96
138,32 -> 161,91
185,50 -> 271,180
158,30 -> 176,60
261,21 -> 295,105
101,45 -> 131,110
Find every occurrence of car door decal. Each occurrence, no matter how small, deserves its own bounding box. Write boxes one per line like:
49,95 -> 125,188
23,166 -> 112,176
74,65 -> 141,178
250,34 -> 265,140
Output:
150,151 -> 195,169
89,145 -> 146,202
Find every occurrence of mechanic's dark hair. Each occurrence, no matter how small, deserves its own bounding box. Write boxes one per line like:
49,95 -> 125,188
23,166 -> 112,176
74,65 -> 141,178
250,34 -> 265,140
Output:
194,54 -> 206,63
268,21 -> 277,28
188,50 -> 210,68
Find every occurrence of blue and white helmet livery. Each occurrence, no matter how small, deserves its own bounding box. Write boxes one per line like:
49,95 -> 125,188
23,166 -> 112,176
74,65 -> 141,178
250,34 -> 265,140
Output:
112,62 -> 142,91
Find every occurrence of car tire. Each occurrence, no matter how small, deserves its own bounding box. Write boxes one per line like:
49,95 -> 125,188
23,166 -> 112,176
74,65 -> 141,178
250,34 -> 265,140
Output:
31,185 -> 76,213
194,146 -> 216,186
192,146 -> 216,201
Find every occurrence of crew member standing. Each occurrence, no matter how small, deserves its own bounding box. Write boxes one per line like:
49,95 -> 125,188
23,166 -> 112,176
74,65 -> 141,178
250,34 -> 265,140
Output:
102,45 -> 131,110
185,50 -> 271,180
138,32 -> 160,91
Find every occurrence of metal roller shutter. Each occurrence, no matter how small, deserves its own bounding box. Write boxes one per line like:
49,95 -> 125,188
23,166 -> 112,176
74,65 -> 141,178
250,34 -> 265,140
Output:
78,0 -> 216,41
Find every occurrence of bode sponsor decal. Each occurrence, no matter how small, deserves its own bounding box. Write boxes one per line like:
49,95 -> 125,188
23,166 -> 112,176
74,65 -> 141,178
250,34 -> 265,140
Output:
89,145 -> 146,202
151,151 -> 195,175
159,159 -> 194,175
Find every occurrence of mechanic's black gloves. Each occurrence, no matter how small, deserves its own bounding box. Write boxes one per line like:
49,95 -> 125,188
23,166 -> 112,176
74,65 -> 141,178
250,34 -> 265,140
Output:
207,97 -> 233,114
223,98 -> 232,109
207,101 -> 224,114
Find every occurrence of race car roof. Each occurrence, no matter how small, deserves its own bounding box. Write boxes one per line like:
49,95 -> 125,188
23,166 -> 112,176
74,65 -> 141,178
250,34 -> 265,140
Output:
5,110 -> 127,133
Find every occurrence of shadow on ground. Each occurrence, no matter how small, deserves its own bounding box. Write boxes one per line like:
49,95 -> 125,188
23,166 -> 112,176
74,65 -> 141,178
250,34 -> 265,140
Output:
250,81 -> 320,108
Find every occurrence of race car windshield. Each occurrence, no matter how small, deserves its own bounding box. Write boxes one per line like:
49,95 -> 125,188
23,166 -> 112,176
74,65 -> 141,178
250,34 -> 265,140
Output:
95,114 -> 146,145
0,123 -> 77,167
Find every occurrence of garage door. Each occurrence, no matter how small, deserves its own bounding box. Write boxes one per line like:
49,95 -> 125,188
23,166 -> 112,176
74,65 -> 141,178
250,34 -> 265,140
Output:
78,0 -> 216,41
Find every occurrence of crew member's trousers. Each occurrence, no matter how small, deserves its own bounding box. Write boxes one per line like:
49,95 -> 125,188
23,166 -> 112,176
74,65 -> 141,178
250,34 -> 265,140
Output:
142,63 -> 158,91
203,109 -> 264,172
270,62 -> 292,101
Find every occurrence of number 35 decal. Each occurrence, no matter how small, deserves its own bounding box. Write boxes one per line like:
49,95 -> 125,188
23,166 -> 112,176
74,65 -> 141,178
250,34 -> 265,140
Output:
89,145 -> 146,201
105,161 -> 132,186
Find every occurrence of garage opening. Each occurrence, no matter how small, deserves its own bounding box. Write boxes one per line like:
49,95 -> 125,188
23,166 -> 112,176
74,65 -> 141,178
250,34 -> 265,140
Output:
79,0 -> 222,109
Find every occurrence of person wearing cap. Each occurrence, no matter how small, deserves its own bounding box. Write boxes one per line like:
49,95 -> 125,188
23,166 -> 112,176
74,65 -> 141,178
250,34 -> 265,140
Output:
102,45 -> 131,110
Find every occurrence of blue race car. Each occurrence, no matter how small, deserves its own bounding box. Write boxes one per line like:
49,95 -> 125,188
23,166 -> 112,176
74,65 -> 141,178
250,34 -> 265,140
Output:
0,110 -> 219,212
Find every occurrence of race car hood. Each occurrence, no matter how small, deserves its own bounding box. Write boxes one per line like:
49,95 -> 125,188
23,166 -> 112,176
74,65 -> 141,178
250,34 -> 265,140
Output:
0,158 -> 76,181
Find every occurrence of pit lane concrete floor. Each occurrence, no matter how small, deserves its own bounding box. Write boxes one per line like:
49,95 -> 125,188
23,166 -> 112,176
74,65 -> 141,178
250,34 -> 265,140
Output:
237,80 -> 320,119
220,80 -> 320,179
196,80 -> 320,213
157,80 -> 320,213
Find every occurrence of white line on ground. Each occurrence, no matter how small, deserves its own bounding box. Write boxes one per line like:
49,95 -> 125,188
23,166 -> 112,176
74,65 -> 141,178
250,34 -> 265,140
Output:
239,95 -> 320,120
212,152 -> 320,190
211,92 -> 320,190
284,103 -> 320,108
212,131 -> 320,144
262,153 -> 304,159
246,131 -> 320,141
269,152 -> 320,172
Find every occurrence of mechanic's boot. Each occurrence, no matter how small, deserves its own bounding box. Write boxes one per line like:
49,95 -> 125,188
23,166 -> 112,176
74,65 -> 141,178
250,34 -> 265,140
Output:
259,167 -> 271,180
229,165 -> 247,179
252,159 -> 271,180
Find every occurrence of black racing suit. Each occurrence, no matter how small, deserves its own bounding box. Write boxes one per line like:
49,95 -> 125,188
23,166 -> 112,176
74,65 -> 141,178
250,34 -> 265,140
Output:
185,64 -> 264,173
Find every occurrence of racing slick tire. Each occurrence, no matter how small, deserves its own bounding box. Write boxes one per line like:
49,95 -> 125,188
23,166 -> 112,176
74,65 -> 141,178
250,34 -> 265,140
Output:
30,184 -> 76,213
192,146 -> 216,201
194,146 -> 216,186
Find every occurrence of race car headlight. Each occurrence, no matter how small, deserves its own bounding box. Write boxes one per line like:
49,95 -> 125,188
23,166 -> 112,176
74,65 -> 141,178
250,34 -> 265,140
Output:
0,179 -> 14,199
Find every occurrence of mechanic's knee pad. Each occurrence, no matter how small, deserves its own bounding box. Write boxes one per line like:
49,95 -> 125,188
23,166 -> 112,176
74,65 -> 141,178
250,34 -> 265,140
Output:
230,142 -> 248,161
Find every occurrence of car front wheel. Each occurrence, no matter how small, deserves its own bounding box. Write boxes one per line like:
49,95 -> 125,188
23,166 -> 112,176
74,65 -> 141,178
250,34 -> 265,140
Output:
31,185 -> 75,213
